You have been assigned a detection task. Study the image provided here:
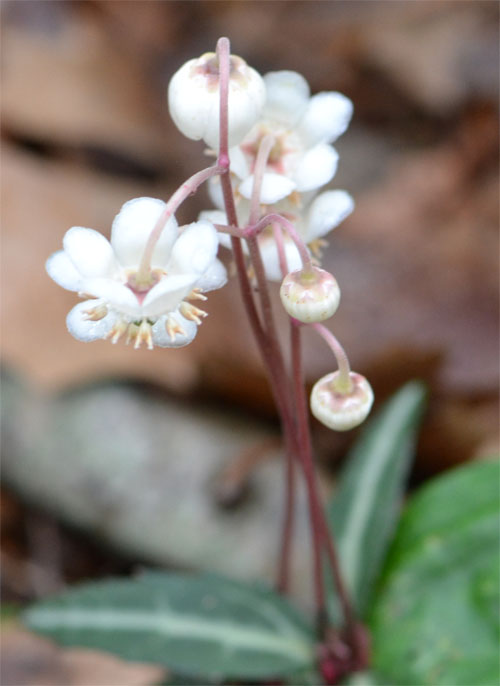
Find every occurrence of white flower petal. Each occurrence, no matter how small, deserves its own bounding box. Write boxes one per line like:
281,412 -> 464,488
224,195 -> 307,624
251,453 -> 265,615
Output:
63,227 -> 117,278
168,55 -> 266,150
66,300 -> 117,342
207,176 -> 225,210
307,190 -> 355,240
152,312 -> 197,348
229,146 -> 250,179
239,173 -> 296,204
168,220 -> 219,276
80,277 -> 141,318
196,258 -> 227,292
46,250 -> 83,291
298,92 -> 353,146
141,273 -> 198,318
258,235 -> 303,282
263,71 -> 310,126
198,209 -> 228,226
294,144 -> 339,192
111,197 -> 178,267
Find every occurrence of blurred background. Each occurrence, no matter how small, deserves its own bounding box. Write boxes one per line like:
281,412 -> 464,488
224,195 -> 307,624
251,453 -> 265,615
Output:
1,1 -> 498,682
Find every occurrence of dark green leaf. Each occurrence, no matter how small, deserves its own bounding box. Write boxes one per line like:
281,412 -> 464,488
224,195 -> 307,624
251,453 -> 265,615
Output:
24,571 -> 314,680
371,459 -> 500,686
328,381 -> 427,618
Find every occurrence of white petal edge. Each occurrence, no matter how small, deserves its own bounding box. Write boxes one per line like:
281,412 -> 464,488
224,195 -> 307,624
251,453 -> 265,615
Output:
152,312 -> 197,348
258,235 -> 303,282
239,173 -> 296,204
66,300 -> 117,342
111,197 -> 178,268
167,221 -> 219,276
63,227 -> 118,279
263,71 -> 310,126
141,273 -> 198,318
46,250 -> 83,292
196,258 -> 228,292
294,144 -> 339,193
80,277 -> 141,318
307,190 -> 355,241
207,176 -> 225,210
298,92 -> 353,146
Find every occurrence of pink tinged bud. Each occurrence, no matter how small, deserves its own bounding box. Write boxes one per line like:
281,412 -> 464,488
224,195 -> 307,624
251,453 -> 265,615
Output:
310,371 -> 374,431
168,52 -> 266,150
279,266 -> 340,323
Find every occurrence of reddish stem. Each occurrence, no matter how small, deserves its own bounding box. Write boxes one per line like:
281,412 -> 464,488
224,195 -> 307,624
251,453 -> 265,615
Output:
290,323 -> 327,627
247,212 -> 312,271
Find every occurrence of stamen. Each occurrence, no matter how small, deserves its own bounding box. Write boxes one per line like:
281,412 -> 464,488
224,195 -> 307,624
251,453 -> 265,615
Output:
187,288 -> 208,301
137,320 -> 154,350
83,304 -> 108,321
125,323 -> 140,346
166,316 -> 187,340
106,319 -> 127,344
179,302 -> 208,325
309,238 -> 328,259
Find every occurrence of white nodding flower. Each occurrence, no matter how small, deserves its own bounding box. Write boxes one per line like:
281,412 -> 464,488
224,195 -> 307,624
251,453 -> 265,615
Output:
280,266 -> 340,323
168,52 -> 266,150
310,371 -> 374,431
208,70 -> 353,207
46,198 -> 227,349
201,188 -> 354,282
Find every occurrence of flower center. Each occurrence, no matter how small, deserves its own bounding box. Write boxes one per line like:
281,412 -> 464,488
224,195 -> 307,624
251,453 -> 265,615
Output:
125,268 -> 164,305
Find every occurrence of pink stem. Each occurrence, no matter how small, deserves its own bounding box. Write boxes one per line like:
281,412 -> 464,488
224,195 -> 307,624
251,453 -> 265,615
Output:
249,134 -> 275,225
290,323 -> 326,627
216,37 -> 231,170
311,323 -> 352,390
247,212 -> 312,271
273,222 -> 289,278
290,320 -> 361,651
137,164 -> 223,282
273,222 -> 295,595
214,223 -> 244,237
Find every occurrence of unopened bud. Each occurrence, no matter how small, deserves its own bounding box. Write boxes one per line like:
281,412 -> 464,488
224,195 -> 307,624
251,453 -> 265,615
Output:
310,371 -> 373,431
168,52 -> 266,150
280,266 -> 340,323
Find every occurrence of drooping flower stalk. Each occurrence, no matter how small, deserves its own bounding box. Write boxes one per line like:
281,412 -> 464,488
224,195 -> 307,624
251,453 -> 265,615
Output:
136,164 -> 224,285
247,212 -> 313,272
311,322 -> 352,391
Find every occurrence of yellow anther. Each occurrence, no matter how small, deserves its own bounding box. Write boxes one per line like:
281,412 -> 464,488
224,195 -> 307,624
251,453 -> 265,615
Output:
106,319 -> 127,344
125,322 -> 140,346
166,316 -> 186,340
179,302 -> 208,325
187,287 -> 208,302
83,304 -> 108,321
309,238 -> 328,259
137,320 -> 153,350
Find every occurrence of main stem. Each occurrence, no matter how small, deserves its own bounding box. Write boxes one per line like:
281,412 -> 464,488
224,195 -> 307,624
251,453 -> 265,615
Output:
290,321 -> 362,658
215,36 -> 357,646
290,323 -> 327,628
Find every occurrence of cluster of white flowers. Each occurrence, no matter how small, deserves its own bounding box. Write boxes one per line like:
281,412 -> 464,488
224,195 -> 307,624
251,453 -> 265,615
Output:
168,48 -> 372,431
46,43 -> 372,431
190,68 -> 355,281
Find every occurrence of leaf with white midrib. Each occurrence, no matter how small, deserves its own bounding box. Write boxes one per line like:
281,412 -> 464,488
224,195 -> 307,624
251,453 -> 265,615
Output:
25,572 -> 315,680
328,382 -> 427,619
